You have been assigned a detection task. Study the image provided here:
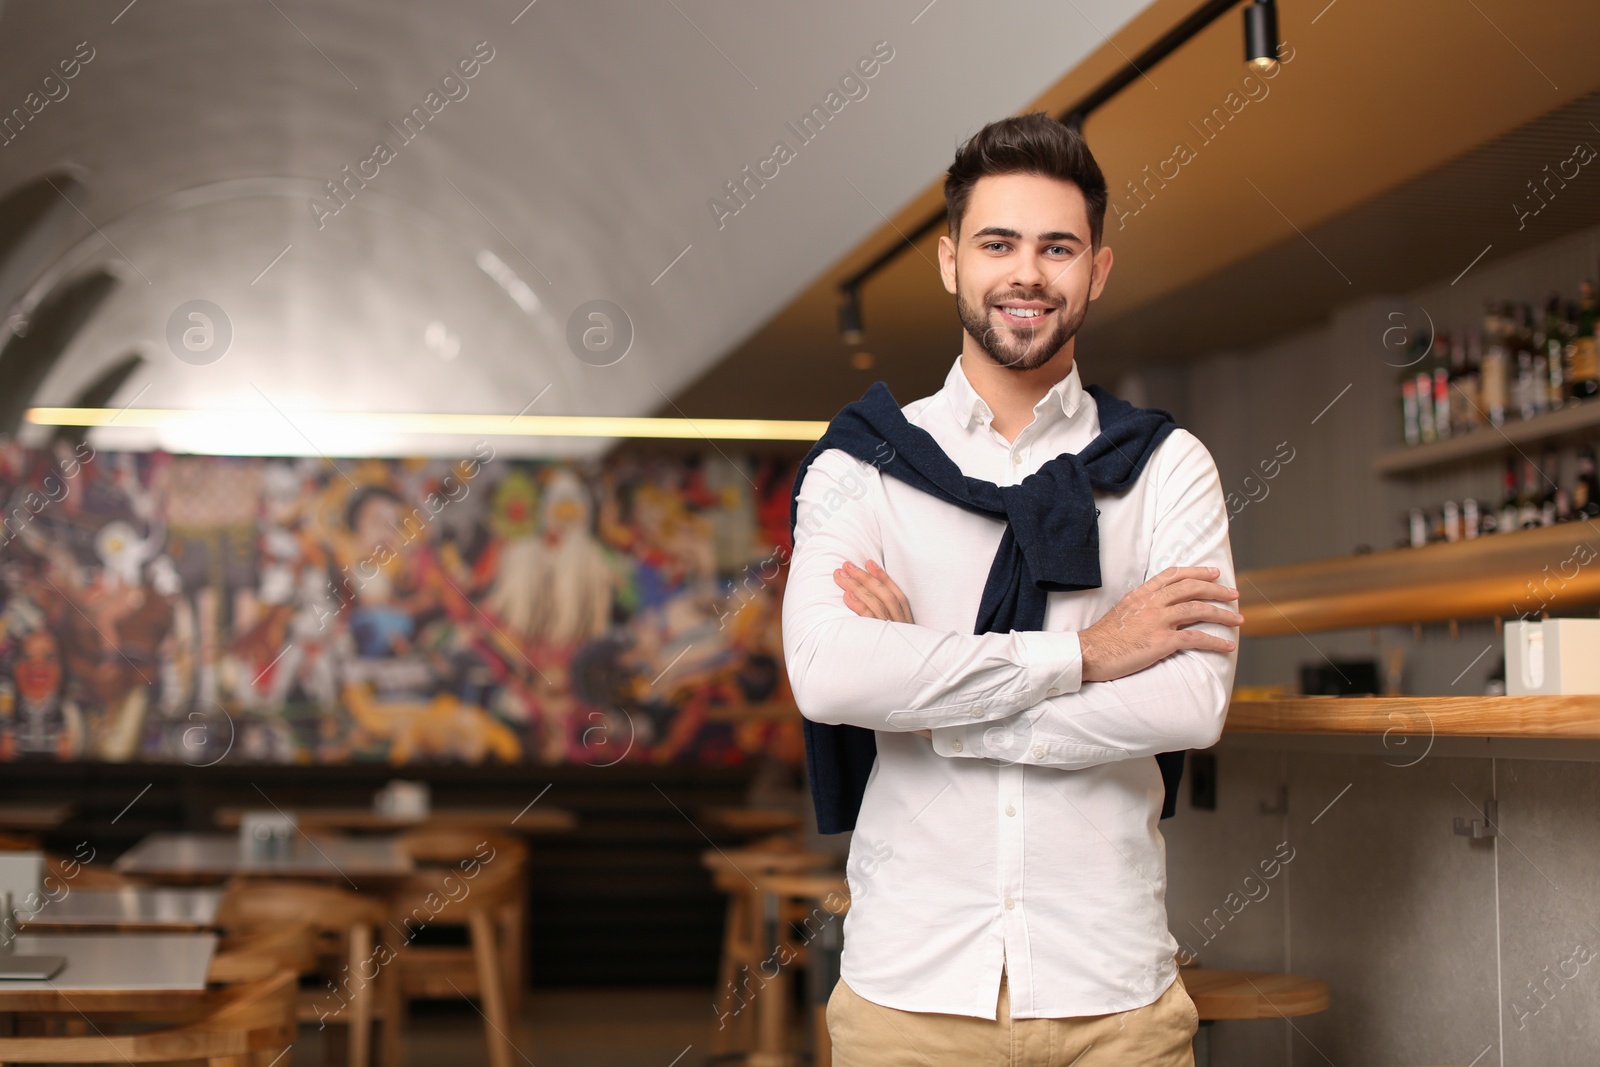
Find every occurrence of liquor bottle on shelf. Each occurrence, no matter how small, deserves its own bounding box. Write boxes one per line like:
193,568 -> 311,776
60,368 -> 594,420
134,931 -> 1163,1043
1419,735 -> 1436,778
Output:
1543,292 -> 1567,410
1463,497 -> 1481,539
1518,455 -> 1542,529
1399,364 -> 1421,446
1515,347 -> 1538,421
1575,445 -> 1600,518
1447,331 -> 1474,436
1460,330 -> 1486,434
1443,499 -> 1462,542
1431,333 -> 1451,440
1499,454 -> 1519,533
1407,507 -> 1428,548
1514,303 -> 1545,421
1539,448 -> 1559,526
1480,303 -> 1510,426
1414,335 -> 1436,444
1570,281 -> 1600,400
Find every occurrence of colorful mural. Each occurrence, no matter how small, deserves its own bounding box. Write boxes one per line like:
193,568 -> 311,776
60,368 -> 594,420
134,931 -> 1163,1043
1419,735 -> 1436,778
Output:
0,438 -> 804,768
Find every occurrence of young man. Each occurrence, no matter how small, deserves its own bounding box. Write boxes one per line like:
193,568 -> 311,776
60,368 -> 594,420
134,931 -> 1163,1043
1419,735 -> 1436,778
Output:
781,112 -> 1242,1065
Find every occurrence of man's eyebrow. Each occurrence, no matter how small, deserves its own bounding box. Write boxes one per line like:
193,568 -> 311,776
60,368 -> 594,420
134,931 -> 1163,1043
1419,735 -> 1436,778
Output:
970,227 -> 1083,243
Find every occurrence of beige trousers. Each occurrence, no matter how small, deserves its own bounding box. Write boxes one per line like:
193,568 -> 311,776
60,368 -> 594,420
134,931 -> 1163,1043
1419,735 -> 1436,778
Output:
827,965 -> 1198,1066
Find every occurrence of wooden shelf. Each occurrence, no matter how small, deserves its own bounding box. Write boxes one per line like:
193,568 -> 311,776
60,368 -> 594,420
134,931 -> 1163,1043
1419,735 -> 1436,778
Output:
1374,397 -> 1600,475
1238,520 -> 1600,636
1225,694 -> 1600,739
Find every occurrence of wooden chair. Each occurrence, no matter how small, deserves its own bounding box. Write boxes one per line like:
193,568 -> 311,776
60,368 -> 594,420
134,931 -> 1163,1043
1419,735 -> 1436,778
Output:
48,857 -> 141,889
218,879 -> 398,1067
701,837 -> 838,1063
0,966 -> 299,1067
389,828 -> 530,1067
210,920 -> 320,984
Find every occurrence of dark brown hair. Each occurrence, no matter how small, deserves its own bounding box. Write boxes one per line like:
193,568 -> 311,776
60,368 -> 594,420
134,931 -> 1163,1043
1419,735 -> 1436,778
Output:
943,111 -> 1108,248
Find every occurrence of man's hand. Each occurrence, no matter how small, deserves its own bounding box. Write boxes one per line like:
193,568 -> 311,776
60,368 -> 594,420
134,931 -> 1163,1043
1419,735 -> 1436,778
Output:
834,560 -> 930,738
1080,566 -> 1240,683
832,559 -> 914,624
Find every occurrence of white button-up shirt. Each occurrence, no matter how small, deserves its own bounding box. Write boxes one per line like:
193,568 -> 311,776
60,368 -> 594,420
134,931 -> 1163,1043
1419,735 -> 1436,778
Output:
782,353 -> 1238,1019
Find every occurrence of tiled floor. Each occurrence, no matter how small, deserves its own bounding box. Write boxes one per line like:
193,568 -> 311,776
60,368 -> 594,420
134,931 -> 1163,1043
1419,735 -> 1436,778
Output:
298,987 -> 802,1067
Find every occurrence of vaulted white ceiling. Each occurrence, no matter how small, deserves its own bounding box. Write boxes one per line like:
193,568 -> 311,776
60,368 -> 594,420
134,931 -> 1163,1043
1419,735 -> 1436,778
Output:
0,0 -> 1159,457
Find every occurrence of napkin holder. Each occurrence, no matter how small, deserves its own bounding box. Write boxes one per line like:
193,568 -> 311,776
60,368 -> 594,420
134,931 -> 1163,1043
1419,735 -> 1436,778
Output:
1505,618 -> 1600,695
0,854 -> 65,980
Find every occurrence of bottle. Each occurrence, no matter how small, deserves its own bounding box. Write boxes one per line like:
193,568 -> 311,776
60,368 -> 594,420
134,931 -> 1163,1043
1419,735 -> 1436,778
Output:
1515,348 -> 1538,421
1575,445 -> 1600,518
1443,499 -> 1462,542
1518,456 -> 1542,529
1480,304 -> 1510,426
1462,497 -> 1481,538
1431,333 -> 1452,439
1499,455 -> 1519,533
1408,507 -> 1428,548
1400,372 -> 1421,446
1543,292 -> 1567,409
1570,281 -> 1600,399
1415,342 -> 1436,444
1539,448 -> 1559,526
1458,331 -> 1485,434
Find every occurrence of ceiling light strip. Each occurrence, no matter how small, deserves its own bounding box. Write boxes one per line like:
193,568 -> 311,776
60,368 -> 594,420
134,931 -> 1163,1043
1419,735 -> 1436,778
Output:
24,407 -> 829,442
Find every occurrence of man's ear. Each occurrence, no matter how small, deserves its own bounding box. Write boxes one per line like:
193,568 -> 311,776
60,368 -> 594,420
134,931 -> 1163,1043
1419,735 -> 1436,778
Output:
1087,243 -> 1114,301
937,234 -> 958,296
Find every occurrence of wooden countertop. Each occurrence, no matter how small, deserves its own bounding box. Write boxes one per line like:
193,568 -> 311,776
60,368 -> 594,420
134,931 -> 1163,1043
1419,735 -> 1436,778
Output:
1224,694 -> 1600,739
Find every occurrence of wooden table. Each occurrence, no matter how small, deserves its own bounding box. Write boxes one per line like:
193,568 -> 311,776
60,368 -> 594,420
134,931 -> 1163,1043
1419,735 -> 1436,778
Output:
700,807 -> 804,837
213,805 -> 576,834
0,932 -> 216,1012
114,833 -> 413,884
16,887 -> 224,931
0,803 -> 72,831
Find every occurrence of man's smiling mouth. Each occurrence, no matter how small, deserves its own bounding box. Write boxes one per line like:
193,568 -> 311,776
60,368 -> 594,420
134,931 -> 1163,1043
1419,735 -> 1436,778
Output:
993,303 -> 1057,327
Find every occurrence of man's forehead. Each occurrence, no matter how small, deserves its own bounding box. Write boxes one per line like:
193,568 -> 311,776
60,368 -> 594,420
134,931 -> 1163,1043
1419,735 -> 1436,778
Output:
965,174 -> 1088,235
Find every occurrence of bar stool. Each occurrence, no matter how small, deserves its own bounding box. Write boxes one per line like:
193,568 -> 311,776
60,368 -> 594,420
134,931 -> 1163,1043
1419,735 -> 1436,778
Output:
751,872 -> 850,1067
702,837 -> 838,1065
1179,968 -> 1330,1066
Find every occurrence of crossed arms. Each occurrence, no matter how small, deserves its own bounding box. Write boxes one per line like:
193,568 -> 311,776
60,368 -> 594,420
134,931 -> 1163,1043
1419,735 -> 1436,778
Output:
780,437 -> 1240,769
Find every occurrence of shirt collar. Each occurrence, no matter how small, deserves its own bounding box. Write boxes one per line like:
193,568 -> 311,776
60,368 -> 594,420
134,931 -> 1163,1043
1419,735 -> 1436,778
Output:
941,354 -> 1085,432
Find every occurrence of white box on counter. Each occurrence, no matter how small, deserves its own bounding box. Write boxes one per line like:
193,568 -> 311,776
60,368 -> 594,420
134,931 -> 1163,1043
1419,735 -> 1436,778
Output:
1505,618 -> 1600,695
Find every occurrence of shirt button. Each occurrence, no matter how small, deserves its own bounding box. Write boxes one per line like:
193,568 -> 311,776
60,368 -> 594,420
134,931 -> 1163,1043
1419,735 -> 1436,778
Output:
1032,747 -> 1046,759
1005,804 -> 1016,817
972,704 -> 985,717
952,740 -> 964,752
1004,898 -> 1015,910
1012,453 -> 1022,464
1047,687 -> 1060,696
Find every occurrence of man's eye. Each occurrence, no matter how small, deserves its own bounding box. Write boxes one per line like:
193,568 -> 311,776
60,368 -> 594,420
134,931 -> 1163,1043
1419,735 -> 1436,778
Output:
1048,246 -> 1072,256
984,242 -> 1009,252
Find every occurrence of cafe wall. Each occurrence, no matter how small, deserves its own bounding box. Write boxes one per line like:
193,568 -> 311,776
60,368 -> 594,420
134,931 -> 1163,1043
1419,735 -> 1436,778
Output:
0,442 -> 806,770
1147,219 -> 1600,1065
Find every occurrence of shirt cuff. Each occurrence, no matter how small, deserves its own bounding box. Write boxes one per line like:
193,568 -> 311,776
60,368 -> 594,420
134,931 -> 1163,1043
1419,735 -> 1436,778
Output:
1015,629 -> 1083,698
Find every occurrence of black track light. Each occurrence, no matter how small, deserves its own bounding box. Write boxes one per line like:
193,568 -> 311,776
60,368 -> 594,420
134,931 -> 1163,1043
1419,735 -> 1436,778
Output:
838,287 -> 864,346
1243,0 -> 1279,75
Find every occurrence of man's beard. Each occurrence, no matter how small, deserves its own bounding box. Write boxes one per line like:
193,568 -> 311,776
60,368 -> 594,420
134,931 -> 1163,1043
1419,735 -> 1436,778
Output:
955,283 -> 1087,372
